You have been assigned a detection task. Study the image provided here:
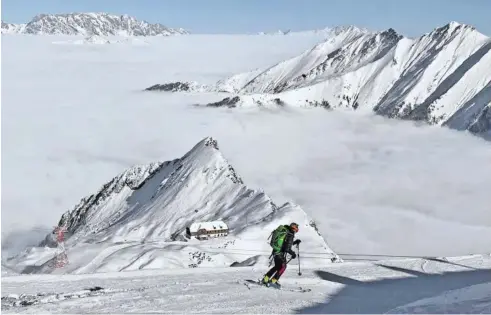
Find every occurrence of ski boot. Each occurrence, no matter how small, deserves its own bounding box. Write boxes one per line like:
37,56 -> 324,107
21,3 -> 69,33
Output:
261,275 -> 271,287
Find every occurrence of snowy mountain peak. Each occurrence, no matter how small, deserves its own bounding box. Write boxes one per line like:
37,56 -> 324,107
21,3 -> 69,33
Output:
189,136 -> 220,152
203,137 -> 219,150
445,21 -> 476,31
52,136 -> 244,239
324,25 -> 372,36
212,26 -> 403,95
149,22 -> 490,137
2,12 -> 188,36
426,21 -> 480,40
380,27 -> 400,38
14,137 -> 338,273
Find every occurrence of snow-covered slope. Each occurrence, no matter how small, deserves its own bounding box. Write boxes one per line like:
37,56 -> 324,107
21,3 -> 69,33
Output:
1,13 -> 188,36
5,137 -> 337,274
2,254 -> 490,313
148,22 -> 491,136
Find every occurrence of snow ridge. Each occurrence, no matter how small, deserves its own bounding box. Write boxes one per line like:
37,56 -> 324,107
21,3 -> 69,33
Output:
1,13 -> 188,36
9,137 -> 337,273
50,137 -> 246,241
146,22 -> 491,137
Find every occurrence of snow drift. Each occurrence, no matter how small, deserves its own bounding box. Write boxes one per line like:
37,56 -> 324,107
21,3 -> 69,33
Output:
5,137 -> 338,274
146,22 -> 491,137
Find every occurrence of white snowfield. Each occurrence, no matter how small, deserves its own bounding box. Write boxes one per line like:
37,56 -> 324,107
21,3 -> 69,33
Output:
2,255 -> 491,313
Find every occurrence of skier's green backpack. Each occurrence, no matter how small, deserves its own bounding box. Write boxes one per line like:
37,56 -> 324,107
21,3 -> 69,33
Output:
269,225 -> 288,253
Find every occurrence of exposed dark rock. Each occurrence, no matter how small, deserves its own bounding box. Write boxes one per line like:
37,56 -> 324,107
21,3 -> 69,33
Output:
273,82 -> 289,93
309,220 -> 321,236
469,105 -> 491,134
188,251 -> 212,267
145,82 -> 190,92
206,96 -> 241,108
227,165 -> 244,184
41,162 -> 165,241
306,99 -> 331,110
401,41 -> 491,124
273,98 -> 286,106
204,137 -> 220,150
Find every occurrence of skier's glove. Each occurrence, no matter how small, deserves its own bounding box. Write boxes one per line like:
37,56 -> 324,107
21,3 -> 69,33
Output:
290,252 -> 297,259
293,239 -> 301,246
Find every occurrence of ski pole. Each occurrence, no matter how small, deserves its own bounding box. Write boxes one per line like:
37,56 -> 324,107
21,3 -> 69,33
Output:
297,244 -> 302,276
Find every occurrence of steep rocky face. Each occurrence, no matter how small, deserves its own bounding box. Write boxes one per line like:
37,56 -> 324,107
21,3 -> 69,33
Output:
146,82 -> 192,92
374,24 -> 491,125
43,137 -> 272,245
206,96 -> 241,108
1,13 -> 188,36
56,162 -> 166,235
468,104 -> 491,134
271,29 -> 403,93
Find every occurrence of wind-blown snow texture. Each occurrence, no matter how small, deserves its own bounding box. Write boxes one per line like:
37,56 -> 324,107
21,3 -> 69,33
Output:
151,22 -> 491,137
2,255 -> 491,313
5,137 -> 336,274
1,13 -> 188,36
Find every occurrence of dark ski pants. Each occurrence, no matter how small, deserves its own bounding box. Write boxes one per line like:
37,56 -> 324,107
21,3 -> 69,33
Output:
265,254 -> 287,281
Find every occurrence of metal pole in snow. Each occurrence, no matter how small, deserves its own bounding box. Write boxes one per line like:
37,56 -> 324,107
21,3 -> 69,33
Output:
297,244 -> 302,276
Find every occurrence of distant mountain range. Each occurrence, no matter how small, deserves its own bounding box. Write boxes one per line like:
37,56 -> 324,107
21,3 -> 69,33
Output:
1,12 -> 188,36
146,22 -> 491,138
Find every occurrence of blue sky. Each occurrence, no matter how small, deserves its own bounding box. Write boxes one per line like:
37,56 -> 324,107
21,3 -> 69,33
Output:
2,0 -> 490,37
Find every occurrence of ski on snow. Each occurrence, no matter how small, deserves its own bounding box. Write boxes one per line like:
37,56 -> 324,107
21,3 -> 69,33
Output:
243,279 -> 311,293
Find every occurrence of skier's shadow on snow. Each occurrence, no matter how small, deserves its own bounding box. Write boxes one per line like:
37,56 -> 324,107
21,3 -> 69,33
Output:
296,262 -> 491,314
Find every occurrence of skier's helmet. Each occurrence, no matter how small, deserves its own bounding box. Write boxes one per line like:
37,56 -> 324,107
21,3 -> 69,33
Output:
290,222 -> 299,233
